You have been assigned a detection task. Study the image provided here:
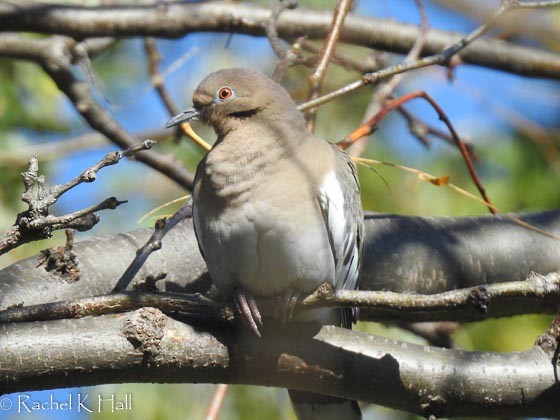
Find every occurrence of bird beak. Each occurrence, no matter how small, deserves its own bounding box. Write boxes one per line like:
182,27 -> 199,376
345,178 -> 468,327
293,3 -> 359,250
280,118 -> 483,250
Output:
165,106 -> 200,128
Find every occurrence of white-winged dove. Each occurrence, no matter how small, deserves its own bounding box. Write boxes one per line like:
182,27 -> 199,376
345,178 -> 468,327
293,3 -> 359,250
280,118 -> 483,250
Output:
167,68 -> 363,419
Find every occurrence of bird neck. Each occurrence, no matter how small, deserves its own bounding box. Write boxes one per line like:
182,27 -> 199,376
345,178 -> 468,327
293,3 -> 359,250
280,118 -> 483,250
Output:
201,116 -> 310,204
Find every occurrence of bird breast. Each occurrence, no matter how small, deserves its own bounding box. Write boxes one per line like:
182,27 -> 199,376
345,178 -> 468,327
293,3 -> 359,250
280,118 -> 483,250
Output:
193,138 -> 336,297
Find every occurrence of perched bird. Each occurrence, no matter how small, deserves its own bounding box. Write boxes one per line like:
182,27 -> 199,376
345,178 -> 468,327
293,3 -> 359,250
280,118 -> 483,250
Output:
167,68 -> 363,419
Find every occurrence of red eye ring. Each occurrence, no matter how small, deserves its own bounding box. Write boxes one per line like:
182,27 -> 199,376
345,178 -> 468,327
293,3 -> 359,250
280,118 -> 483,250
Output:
218,87 -> 233,100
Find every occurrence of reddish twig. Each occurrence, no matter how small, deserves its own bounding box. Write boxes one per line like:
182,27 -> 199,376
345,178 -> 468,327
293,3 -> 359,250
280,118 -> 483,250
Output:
347,0 -> 428,157
206,384 -> 230,420
298,0 -> 560,112
339,91 -> 495,214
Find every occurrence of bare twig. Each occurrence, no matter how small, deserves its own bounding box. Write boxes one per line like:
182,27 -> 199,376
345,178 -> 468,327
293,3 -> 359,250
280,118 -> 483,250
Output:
112,197 -> 193,292
341,91 -> 494,213
270,36 -> 309,83
144,37 -> 179,116
396,106 -> 478,159
0,129 -> 172,167
297,0 -> 560,111
0,34 -> 194,189
265,0 -> 298,59
206,384 -> 230,420
0,140 -> 153,256
0,290 -> 233,324
347,0 -> 428,157
306,0 -> 354,131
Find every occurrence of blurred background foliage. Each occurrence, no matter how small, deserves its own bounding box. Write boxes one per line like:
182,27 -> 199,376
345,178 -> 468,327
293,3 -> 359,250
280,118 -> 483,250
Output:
0,0 -> 559,419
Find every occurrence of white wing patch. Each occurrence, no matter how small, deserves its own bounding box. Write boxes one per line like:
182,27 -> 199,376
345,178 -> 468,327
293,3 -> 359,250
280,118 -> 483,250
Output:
319,171 -> 347,262
318,167 -> 361,307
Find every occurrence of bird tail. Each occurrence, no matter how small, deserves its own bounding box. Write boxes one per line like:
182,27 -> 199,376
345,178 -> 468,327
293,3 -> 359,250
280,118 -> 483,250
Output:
289,390 -> 362,420
289,307 -> 361,420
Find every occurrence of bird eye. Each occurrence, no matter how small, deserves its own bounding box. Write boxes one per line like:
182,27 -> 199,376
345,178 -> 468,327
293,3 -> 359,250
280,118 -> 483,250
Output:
217,87 -> 233,101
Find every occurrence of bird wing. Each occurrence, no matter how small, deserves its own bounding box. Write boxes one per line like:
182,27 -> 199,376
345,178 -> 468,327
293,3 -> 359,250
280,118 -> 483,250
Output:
318,146 -> 364,326
192,154 -> 209,262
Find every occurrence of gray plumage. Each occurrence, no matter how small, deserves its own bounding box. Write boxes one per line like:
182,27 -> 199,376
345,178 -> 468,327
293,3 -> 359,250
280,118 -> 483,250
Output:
167,68 -> 364,419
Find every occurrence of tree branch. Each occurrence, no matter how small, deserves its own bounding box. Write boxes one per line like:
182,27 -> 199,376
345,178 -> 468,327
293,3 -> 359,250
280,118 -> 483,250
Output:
305,0 -> 354,131
2,211 -> 560,311
0,2 -> 557,80
0,34 -> 194,190
1,270 -> 559,324
0,141 -> 154,256
112,198 -> 193,292
1,309 -> 558,417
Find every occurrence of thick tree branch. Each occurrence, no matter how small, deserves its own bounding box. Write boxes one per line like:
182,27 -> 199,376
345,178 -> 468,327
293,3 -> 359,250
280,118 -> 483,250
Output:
1,309 -> 558,417
2,211 -> 560,311
0,2 -> 558,80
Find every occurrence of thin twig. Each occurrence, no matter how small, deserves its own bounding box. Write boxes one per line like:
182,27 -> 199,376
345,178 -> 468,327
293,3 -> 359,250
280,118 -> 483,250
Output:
341,91 -> 495,214
347,0 -> 428,157
297,0 -> 560,112
305,0 -> 354,131
144,37 -> 179,116
265,0 -> 298,60
300,40 -> 385,74
0,140 -> 154,256
396,106 -> 478,159
0,290 -> 233,324
2,272 -> 559,324
29,197 -> 127,231
112,198 -> 193,292
52,140 -> 157,199
270,36 -> 309,83
206,384 -> 230,420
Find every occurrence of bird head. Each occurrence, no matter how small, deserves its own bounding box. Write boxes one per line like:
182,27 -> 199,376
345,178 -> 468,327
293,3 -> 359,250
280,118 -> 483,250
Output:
166,68 -> 304,136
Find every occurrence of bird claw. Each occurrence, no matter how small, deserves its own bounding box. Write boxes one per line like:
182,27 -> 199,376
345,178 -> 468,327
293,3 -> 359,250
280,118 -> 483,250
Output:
234,289 -> 263,337
274,289 -> 300,325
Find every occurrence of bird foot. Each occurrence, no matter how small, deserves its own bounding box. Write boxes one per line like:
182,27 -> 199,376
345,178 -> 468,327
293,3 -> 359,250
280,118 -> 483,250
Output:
273,289 -> 300,325
233,289 -> 263,337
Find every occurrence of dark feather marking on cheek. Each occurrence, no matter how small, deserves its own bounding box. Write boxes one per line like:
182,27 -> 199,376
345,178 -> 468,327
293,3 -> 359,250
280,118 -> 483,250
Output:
228,108 -> 261,120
